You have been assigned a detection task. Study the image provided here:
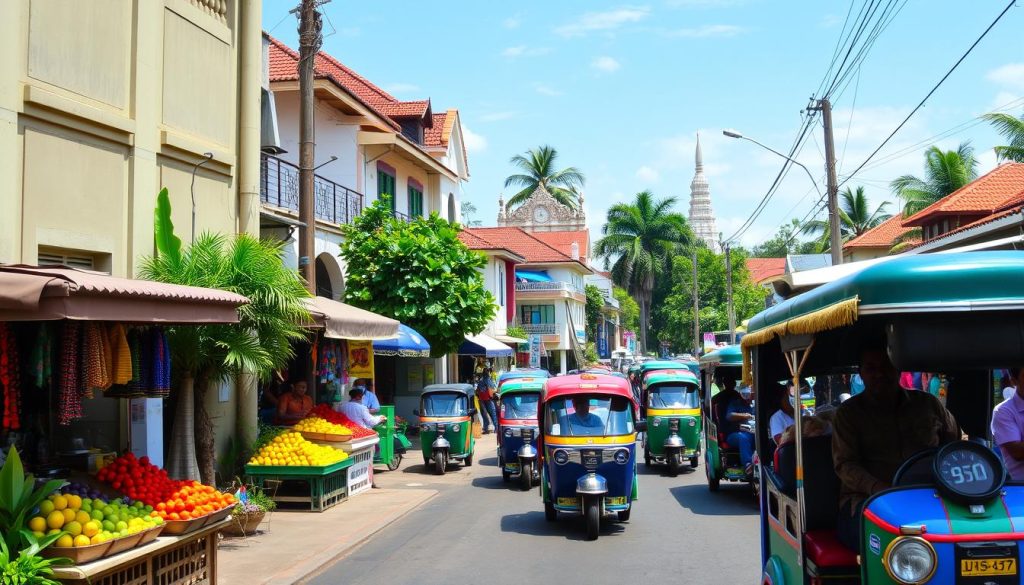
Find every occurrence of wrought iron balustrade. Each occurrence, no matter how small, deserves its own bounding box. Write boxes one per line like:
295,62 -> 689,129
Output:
260,153 -> 364,226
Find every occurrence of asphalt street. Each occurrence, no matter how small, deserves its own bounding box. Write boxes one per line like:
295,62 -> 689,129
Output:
305,438 -> 761,585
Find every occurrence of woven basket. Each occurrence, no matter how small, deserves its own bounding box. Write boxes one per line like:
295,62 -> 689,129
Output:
222,510 -> 266,536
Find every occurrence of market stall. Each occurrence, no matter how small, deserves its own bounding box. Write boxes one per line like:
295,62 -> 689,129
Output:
0,265 -> 249,585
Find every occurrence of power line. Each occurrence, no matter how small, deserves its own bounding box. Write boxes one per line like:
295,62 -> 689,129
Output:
840,0 -> 1018,187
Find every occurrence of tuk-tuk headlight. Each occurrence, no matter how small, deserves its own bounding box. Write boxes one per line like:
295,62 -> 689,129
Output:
420,423 -> 430,432
884,537 -> 936,584
688,418 -> 697,427
613,449 -> 629,465
504,428 -> 513,438
652,417 -> 662,427
553,449 -> 570,465
451,423 -> 461,433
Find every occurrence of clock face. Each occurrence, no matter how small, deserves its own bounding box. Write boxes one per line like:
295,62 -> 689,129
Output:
533,206 -> 550,223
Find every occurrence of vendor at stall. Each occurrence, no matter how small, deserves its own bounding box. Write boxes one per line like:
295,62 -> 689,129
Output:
353,378 -> 381,414
277,380 -> 314,424
340,388 -> 385,429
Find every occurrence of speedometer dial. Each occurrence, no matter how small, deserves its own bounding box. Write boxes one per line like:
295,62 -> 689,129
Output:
933,441 -> 1005,503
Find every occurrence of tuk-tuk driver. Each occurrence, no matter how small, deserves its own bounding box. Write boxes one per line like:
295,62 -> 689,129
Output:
833,344 -> 959,552
724,386 -> 756,475
569,397 -> 605,432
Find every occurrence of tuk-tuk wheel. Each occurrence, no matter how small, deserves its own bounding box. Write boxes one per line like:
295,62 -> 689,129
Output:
465,452 -> 474,467
544,501 -> 557,522
643,447 -> 651,467
617,506 -> 631,522
502,469 -> 511,482
668,452 -> 682,477
690,456 -> 699,468
520,465 -> 533,491
584,496 -> 600,541
434,455 -> 446,475
387,453 -> 402,471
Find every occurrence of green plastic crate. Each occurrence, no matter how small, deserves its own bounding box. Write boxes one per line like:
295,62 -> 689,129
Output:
244,457 -> 353,476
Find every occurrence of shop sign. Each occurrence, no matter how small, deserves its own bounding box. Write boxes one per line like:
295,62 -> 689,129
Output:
528,334 -> 542,368
702,332 -> 717,353
348,340 -> 375,378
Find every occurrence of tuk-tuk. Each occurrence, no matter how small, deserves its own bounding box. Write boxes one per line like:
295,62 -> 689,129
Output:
746,252 -> 1024,585
539,373 -> 645,540
633,360 -> 685,401
698,344 -> 750,491
498,368 -> 550,391
640,369 -> 701,476
414,384 -> 477,475
496,378 -> 545,490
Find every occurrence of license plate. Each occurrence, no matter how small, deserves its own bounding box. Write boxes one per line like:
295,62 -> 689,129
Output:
556,497 -> 579,507
961,558 -> 1017,577
582,449 -> 601,468
605,496 -> 626,506
504,463 -> 520,472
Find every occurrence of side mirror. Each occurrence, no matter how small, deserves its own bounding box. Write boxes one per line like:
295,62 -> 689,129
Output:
413,409 -> 420,416
468,407 -> 478,416
635,420 -> 648,433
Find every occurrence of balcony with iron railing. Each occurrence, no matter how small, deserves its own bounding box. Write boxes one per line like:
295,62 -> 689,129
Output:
520,323 -> 559,335
260,153 -> 364,226
514,281 -> 583,294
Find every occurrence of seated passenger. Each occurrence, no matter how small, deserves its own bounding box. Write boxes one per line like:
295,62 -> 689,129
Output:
833,343 -> 959,552
770,384 -> 796,445
724,386 -> 756,475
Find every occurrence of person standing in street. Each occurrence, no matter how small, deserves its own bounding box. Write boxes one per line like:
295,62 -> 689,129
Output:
476,368 -> 498,434
992,368 -> 1024,480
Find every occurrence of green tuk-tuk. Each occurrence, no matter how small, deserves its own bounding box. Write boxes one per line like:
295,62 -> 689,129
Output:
641,369 -> 702,476
698,345 -> 749,491
747,252 -> 1024,585
496,378 -> 545,489
414,384 -> 477,475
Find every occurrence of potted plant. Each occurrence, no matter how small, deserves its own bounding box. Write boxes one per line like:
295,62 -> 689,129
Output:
223,486 -> 275,537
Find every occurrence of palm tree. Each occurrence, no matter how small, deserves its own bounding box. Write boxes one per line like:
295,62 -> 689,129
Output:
801,186 -> 892,252
140,189 -> 310,484
504,145 -> 585,210
983,112 -> 1024,163
593,191 -> 690,353
891,143 -> 978,216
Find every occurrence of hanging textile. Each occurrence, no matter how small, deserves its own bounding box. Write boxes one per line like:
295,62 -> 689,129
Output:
83,323 -> 112,393
108,324 -> 132,385
31,323 -> 53,389
0,323 -> 21,431
59,321 -> 83,425
151,328 -> 170,397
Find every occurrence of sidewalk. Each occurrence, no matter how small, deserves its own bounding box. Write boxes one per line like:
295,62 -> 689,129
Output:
217,486 -> 437,585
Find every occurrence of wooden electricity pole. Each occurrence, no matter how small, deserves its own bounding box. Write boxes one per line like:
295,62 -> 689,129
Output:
296,0 -> 326,293
810,97 -> 843,266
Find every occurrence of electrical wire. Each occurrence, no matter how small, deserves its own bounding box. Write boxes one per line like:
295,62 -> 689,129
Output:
840,0 -> 1018,187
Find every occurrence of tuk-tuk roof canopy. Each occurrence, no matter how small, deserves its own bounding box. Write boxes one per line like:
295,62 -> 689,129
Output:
699,345 -> 742,368
643,369 -> 700,386
499,368 -> 551,383
638,360 -> 686,372
543,374 -> 635,405
498,379 -> 546,393
421,383 -> 475,396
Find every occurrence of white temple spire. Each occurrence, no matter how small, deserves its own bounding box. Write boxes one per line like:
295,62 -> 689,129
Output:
689,132 -> 720,252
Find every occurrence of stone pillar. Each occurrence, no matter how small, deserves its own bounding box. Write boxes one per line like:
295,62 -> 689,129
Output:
560,350 -> 568,375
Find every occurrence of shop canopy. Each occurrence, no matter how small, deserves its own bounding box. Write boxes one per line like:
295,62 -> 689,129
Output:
373,323 -> 431,357
303,296 -> 399,341
459,332 -> 514,357
0,265 -> 248,323
515,270 -> 552,282
493,334 -> 528,345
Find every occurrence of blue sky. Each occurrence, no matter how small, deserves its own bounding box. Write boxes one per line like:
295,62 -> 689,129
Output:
263,1 -> 1024,249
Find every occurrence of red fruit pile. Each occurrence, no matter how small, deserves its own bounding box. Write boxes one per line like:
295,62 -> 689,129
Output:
309,404 -> 377,438
96,453 -> 184,506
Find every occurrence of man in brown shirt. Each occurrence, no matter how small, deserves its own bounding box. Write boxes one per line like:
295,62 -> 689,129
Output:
833,346 -> 959,551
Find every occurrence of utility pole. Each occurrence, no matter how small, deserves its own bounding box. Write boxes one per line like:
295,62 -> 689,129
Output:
296,0 -> 326,293
692,248 -> 700,355
810,97 -> 843,266
725,243 -> 735,344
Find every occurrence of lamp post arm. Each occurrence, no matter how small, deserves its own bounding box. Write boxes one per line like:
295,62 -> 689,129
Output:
740,136 -> 823,198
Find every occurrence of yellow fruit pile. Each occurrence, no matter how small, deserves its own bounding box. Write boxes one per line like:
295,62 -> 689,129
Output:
293,417 -> 353,436
29,493 -> 162,548
248,431 -> 348,467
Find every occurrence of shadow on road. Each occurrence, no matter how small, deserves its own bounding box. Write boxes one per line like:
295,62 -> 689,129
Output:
670,484 -> 759,516
636,463 -> 698,477
479,457 -> 499,466
500,511 -> 627,541
471,476 -> 520,490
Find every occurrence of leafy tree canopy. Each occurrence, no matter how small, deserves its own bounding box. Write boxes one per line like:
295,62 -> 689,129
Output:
613,287 -> 639,333
340,199 -> 495,357
750,219 -> 818,258
504,145 -> 585,210
584,284 -> 605,342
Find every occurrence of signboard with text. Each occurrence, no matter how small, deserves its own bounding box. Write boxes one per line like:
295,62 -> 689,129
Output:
529,334 -> 542,368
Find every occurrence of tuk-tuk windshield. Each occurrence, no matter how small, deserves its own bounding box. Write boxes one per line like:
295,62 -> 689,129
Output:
501,393 -> 540,419
648,385 -> 699,409
545,395 -> 634,437
421,392 -> 469,417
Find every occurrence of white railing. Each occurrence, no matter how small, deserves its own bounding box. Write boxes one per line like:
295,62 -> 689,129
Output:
515,282 -> 582,294
521,323 -> 558,335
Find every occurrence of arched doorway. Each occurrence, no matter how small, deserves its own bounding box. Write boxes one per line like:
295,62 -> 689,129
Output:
448,193 -> 457,222
314,253 -> 345,299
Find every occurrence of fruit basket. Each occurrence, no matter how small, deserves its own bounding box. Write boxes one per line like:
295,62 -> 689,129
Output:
105,531 -> 146,556
42,540 -> 113,564
137,523 -> 165,546
161,505 -> 231,536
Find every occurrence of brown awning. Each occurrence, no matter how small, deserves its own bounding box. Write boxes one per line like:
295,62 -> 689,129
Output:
303,296 -> 399,340
0,265 -> 248,324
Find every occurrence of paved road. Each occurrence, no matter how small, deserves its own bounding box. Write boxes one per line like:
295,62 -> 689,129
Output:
305,439 -> 762,585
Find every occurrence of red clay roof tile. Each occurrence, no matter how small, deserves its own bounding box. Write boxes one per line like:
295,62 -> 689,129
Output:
531,230 -> 590,262
464,227 -> 588,268
903,163 -> 1024,227
843,215 -> 917,249
745,258 -> 786,284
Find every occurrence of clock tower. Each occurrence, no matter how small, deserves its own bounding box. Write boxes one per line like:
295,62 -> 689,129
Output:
497,185 -> 586,233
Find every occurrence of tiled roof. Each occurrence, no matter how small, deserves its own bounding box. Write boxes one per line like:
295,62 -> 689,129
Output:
424,113 -> 448,147
465,227 -> 588,268
903,163 -> 1024,227
531,230 -> 590,263
380,100 -> 431,119
745,258 -> 786,284
457,229 -> 527,262
927,201 -> 1024,243
843,214 -> 918,249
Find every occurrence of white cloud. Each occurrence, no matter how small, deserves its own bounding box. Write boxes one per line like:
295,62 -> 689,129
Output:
501,45 -> 551,58
462,125 -> 487,154
504,15 -> 522,29
820,14 -> 841,28
480,111 -> 518,122
555,6 -> 650,37
666,0 -> 745,6
668,24 -> 744,38
986,63 -> 1024,91
535,84 -> 564,97
990,91 -> 1022,113
592,56 -> 622,73
635,165 -> 660,183
384,82 -> 420,95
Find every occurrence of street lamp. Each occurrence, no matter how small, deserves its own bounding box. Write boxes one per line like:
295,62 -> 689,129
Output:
721,130 -> 823,198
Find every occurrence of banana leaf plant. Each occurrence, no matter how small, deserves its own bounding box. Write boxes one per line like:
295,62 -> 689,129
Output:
0,530 -> 70,585
0,448 -> 66,553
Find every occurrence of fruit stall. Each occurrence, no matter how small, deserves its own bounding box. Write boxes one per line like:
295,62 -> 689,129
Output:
0,266 -> 248,584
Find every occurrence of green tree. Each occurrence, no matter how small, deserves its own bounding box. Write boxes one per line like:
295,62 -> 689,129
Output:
891,143 -> 978,216
593,191 -> 691,353
460,201 -> 483,227
340,199 -> 495,356
801,186 -> 891,252
584,284 -> 605,342
982,112 -> 1024,163
140,189 -> 310,484
504,145 -> 585,210
662,246 -> 766,353
613,287 -> 639,332
750,219 -> 816,258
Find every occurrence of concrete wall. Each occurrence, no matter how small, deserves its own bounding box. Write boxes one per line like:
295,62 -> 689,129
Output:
273,92 -> 361,194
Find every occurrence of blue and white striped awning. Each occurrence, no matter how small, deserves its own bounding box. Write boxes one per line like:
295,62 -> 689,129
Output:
515,270 -> 552,283
458,333 -> 514,357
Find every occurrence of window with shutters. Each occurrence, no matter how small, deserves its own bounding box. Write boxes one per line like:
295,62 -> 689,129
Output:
377,170 -> 396,212
37,247 -> 110,273
408,185 -> 423,218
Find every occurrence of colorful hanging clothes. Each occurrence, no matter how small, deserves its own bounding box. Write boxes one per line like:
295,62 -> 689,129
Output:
83,323 -> 112,393
32,323 -> 53,388
0,323 -> 21,431
59,322 -> 83,425
108,324 -> 133,385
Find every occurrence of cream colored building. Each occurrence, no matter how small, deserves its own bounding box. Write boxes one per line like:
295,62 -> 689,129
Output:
0,0 -> 264,473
